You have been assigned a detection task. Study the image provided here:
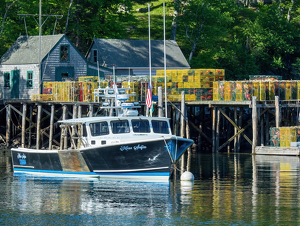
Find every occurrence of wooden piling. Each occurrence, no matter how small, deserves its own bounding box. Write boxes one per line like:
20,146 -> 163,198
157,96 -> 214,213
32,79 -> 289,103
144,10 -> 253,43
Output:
158,86 -> 163,117
252,96 -> 257,154
260,109 -> 264,146
275,96 -> 280,128
180,91 -> 185,172
21,103 -> 27,148
36,104 -> 42,149
238,107 -> 243,152
28,105 -> 32,148
266,110 -> 270,146
216,107 -> 220,152
212,107 -> 216,152
89,104 -> 94,117
234,107 -> 237,152
6,104 -> 11,147
49,104 -> 54,150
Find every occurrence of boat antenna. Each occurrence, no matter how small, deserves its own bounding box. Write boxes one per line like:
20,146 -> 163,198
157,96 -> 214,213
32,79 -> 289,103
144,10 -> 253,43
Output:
97,61 -> 100,88
163,0 -> 167,118
113,64 -> 116,85
129,67 -> 131,88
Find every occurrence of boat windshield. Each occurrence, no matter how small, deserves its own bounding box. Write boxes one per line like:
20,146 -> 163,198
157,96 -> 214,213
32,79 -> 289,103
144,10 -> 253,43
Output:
152,120 -> 170,134
111,120 -> 130,134
89,122 -> 109,136
131,119 -> 150,133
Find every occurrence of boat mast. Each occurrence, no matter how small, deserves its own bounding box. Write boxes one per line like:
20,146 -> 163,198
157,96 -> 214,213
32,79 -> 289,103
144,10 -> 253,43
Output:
163,0 -> 167,117
38,0 -> 42,94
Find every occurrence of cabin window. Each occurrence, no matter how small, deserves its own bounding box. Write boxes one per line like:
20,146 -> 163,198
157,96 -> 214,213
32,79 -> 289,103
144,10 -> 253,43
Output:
4,72 -> 10,88
27,71 -> 33,89
93,50 -> 97,62
132,119 -> 150,133
152,120 -> 169,134
60,45 -> 69,62
90,122 -> 109,136
111,120 -> 130,134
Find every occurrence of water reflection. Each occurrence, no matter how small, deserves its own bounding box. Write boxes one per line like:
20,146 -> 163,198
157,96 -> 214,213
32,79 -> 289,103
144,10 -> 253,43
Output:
1,150 -> 300,225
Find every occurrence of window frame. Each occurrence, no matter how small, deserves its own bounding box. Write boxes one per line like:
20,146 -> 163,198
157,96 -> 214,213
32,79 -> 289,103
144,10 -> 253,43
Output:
151,120 -> 170,134
89,121 -> 109,137
131,119 -> 150,133
93,49 -> 98,63
60,45 -> 70,62
4,72 -> 10,89
27,71 -> 33,89
111,120 -> 130,134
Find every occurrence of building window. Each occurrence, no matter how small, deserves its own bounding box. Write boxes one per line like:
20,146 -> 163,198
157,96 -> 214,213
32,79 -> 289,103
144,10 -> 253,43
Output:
93,50 -> 98,62
27,71 -> 33,88
60,45 -> 69,62
4,72 -> 10,88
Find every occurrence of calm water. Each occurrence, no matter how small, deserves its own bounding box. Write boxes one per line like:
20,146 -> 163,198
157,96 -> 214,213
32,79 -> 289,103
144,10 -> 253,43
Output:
1,150 -> 300,225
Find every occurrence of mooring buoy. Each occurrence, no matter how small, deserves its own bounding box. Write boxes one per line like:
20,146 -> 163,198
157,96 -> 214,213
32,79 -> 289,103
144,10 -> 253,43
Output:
180,171 -> 194,181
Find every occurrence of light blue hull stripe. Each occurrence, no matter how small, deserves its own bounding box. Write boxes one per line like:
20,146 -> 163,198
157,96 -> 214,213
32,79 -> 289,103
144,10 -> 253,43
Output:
14,168 -> 170,176
14,168 -> 98,175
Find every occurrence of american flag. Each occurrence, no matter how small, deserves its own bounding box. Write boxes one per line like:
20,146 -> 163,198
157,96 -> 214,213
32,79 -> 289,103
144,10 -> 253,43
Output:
146,83 -> 152,108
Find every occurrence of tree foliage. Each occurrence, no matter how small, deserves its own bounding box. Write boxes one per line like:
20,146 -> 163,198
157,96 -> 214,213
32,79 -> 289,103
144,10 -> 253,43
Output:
1,0 -> 300,80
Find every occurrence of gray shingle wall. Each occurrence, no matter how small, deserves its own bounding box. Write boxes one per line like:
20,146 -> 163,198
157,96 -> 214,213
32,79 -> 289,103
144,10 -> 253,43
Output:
0,64 -> 39,99
42,37 -> 87,81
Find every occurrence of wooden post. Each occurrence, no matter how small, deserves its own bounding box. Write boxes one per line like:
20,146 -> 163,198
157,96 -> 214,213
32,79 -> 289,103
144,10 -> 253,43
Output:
28,105 -> 32,148
49,104 -> 55,150
72,105 -> 78,148
212,106 -> 216,152
238,107 -> 243,152
60,105 -> 67,150
180,91 -> 185,172
227,109 -> 231,153
252,96 -> 257,154
198,106 -> 203,152
275,96 -> 280,128
234,107 -> 237,152
158,86 -> 163,117
89,104 -> 93,117
78,105 -> 82,118
266,110 -> 270,146
146,106 -> 149,117
78,105 -> 82,149
260,109 -> 264,146
36,104 -> 42,149
216,107 -> 220,152
21,103 -> 27,148
6,104 -> 11,147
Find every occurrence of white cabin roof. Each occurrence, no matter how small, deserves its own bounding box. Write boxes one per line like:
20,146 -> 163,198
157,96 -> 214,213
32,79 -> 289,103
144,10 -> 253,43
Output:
58,116 -> 170,125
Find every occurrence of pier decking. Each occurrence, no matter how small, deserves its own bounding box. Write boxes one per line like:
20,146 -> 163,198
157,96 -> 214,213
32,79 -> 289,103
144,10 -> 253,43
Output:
0,93 -> 299,155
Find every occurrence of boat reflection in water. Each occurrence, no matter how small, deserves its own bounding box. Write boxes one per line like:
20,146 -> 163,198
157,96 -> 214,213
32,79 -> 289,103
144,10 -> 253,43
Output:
3,152 -> 300,224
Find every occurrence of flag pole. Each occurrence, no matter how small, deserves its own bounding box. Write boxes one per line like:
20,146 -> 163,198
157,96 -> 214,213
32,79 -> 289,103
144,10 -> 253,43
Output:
163,0 -> 167,118
148,3 -> 152,117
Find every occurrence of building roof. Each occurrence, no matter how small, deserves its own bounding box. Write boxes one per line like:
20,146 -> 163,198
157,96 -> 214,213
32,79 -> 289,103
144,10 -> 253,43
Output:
91,39 -> 190,69
0,34 -> 64,64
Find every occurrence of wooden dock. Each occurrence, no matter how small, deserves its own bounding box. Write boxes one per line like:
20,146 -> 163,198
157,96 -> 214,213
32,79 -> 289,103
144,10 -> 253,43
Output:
255,146 -> 300,156
0,93 -> 299,155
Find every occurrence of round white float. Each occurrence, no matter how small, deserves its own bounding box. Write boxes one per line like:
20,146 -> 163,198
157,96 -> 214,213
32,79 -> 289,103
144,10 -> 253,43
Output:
180,171 -> 194,181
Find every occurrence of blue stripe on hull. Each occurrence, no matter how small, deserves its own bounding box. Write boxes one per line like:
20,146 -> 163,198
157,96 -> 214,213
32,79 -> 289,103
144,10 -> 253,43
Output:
97,172 -> 170,176
14,168 -> 170,178
14,168 -> 98,175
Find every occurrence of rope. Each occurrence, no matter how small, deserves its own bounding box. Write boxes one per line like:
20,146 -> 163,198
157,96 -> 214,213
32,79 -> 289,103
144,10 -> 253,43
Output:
162,136 -> 174,163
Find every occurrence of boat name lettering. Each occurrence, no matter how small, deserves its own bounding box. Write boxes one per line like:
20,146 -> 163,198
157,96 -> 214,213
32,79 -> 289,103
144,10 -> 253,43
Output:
120,146 -> 133,151
120,144 -> 147,151
134,144 -> 147,151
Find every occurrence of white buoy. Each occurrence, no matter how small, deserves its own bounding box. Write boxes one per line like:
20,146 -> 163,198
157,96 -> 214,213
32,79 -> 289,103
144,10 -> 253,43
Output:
180,171 -> 194,181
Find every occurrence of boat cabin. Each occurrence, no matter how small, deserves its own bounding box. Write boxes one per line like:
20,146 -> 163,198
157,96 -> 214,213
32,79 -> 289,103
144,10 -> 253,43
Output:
60,117 -> 172,149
